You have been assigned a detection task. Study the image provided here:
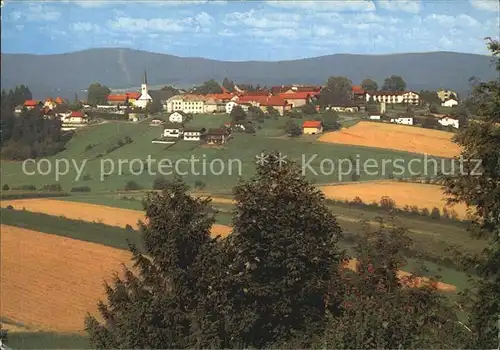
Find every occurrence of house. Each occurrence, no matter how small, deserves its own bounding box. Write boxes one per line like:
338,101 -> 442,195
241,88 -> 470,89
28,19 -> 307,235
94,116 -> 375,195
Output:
55,96 -> 65,105
302,120 -> 323,135
365,91 -> 420,105
441,98 -> 458,107
438,115 -> 459,129
44,98 -> 58,110
163,123 -> 183,138
24,100 -> 40,110
271,85 -> 321,94
166,94 -> 206,113
352,85 -> 366,99
149,118 -> 164,126
327,102 -> 360,112
437,89 -> 457,102
61,111 -> 89,131
205,128 -> 231,145
169,111 -> 187,123
14,105 -> 23,114
390,117 -> 414,125
225,101 -> 239,114
276,91 -> 319,108
259,96 -> 293,116
203,98 -> 219,113
183,128 -> 206,141
369,115 -> 381,120
107,92 -> 141,106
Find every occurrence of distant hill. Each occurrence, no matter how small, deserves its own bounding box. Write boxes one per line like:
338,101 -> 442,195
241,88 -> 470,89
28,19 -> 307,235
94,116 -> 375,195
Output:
1,48 -> 497,99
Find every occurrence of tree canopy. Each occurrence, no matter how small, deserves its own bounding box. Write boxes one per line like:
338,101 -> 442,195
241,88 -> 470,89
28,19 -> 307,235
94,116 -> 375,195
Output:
191,79 -> 223,94
318,76 -> 353,107
381,75 -> 407,92
87,83 -> 111,106
361,78 -> 378,92
222,77 -> 235,92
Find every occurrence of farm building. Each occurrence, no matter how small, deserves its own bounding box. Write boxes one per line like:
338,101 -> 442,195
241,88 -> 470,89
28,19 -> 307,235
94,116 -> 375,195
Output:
149,118 -> 165,126
225,101 -> 238,114
205,128 -> 231,145
390,117 -> 414,125
183,128 -> 206,141
438,116 -> 459,129
369,115 -> 381,120
163,123 -> 183,138
441,98 -> 458,107
169,111 -> 187,123
302,120 -> 323,135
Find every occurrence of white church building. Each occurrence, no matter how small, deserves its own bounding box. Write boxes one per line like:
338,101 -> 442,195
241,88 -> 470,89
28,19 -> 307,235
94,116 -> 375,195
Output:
134,70 -> 153,109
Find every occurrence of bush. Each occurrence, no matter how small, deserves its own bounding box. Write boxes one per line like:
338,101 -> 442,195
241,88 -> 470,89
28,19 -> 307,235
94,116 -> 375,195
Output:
2,184 -> 9,191
285,120 -> 302,137
380,196 -> 396,210
410,205 -> 420,214
351,173 -> 360,182
40,184 -> 62,192
124,136 -> 133,144
70,186 -> 91,192
430,207 -> 441,219
6,205 -> 14,210
13,185 -> 36,191
194,180 -> 206,190
352,196 -> 364,205
125,224 -> 134,231
442,207 -> 450,219
85,144 -> 95,151
125,180 -> 142,191
153,177 -> 169,190
420,207 -> 430,216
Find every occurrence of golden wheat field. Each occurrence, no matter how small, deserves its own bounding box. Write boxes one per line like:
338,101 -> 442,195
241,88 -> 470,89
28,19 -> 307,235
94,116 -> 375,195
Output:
0,199 -> 232,238
1,225 -> 132,332
320,181 -> 469,219
318,121 -> 462,158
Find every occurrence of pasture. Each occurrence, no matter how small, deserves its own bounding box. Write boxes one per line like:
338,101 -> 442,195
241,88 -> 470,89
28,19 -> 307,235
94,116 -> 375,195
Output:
318,121 -> 461,158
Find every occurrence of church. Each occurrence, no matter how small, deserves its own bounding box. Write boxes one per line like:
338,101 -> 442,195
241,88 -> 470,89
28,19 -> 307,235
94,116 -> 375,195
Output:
134,70 -> 153,109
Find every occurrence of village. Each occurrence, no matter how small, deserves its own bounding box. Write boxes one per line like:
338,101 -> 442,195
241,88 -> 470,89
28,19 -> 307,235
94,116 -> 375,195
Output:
14,70 -> 463,148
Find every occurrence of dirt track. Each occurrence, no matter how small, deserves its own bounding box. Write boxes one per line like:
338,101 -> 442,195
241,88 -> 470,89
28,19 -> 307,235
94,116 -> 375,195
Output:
318,121 -> 461,158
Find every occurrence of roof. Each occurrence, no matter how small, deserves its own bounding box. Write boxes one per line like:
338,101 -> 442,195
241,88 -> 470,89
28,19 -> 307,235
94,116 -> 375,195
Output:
237,95 -> 269,104
45,97 -> 53,102
206,128 -> 230,136
276,91 -> 319,99
303,120 -> 322,128
204,93 -> 234,100
55,97 -> 65,104
260,96 -> 290,107
184,128 -> 205,133
271,85 -> 321,94
163,122 -> 183,129
440,115 -> 458,120
352,85 -> 365,95
70,111 -> 85,118
368,90 -> 419,96
24,99 -> 39,106
107,92 -> 141,101
170,110 -> 187,116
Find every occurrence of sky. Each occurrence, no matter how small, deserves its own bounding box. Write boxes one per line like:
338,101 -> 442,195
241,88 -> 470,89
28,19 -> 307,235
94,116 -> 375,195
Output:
1,0 -> 499,61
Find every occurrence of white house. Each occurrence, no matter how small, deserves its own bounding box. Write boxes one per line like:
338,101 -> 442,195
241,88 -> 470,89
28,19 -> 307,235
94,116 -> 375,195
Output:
366,91 -> 420,105
369,115 -> 381,120
149,118 -> 164,126
163,124 -> 183,138
183,128 -> 205,141
134,70 -> 153,109
438,116 -> 459,129
441,98 -> 458,107
390,117 -> 414,125
225,101 -> 238,114
169,111 -> 186,123
166,95 -> 206,113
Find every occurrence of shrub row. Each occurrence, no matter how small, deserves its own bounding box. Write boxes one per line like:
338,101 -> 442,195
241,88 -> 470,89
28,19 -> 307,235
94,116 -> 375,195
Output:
0,192 -> 70,200
106,136 -> 133,154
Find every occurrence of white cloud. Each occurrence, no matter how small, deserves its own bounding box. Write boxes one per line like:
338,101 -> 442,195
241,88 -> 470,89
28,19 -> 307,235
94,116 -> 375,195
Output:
223,10 -> 301,28
469,0 -> 500,12
70,22 -> 101,32
377,0 -> 421,13
424,14 -> 480,28
266,0 -> 376,12
218,28 -> 238,37
7,4 -> 61,21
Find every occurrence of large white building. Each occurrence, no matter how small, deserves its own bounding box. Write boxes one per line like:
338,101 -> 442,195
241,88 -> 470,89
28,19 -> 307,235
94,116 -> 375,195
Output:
365,91 -> 420,105
441,98 -> 458,107
438,116 -> 459,129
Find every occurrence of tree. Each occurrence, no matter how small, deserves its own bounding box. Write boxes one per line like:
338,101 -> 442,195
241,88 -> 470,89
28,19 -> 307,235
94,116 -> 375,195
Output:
429,103 -> 439,114
124,180 -> 142,191
227,153 -> 343,347
160,85 -> 180,96
442,38 -> 500,349
285,119 -> 302,137
247,105 -> 266,122
321,218 -> 468,348
318,76 -> 353,107
381,75 -> 407,92
419,90 -> 441,106
230,105 -> 246,124
191,79 -> 223,94
266,106 -> 280,117
301,103 -> 317,115
361,78 -> 378,93
222,77 -> 235,92
87,83 -> 111,106
320,110 -> 342,131
85,179 -> 218,348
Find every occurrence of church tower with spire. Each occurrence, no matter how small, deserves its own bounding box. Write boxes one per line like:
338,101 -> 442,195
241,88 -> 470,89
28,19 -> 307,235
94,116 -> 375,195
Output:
136,69 -> 153,109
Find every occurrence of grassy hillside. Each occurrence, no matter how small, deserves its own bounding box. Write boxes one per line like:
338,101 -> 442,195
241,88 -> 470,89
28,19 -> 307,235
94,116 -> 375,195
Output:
1,114 -> 444,192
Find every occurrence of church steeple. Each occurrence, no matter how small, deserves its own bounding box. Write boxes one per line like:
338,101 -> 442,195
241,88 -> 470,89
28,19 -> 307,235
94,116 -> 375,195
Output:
143,70 -> 148,85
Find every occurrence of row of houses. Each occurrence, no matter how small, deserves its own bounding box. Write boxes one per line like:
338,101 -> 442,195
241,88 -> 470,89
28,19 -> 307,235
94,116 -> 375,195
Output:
15,96 -> 66,113
369,114 -> 460,128
160,124 -> 231,145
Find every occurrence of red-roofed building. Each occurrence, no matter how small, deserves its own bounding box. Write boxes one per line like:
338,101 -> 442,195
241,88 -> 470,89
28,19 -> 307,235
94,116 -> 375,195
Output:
302,120 -> 323,135
236,95 -> 269,105
352,85 -> 365,99
260,96 -> 292,116
55,97 -> 65,104
276,91 -> 320,108
107,92 -> 141,105
24,100 -> 40,110
205,93 -> 234,101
